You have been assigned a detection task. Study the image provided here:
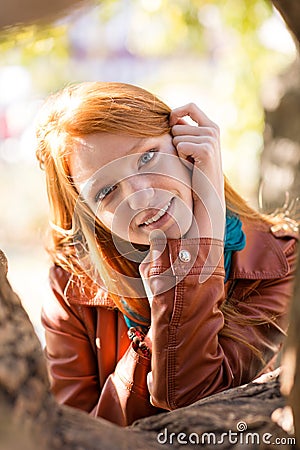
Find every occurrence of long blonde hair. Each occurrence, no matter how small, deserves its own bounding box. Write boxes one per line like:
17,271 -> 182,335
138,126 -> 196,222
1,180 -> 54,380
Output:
36,81 -> 274,347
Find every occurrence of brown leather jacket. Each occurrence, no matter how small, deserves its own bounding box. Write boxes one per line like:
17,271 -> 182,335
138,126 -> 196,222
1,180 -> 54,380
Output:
42,220 -> 298,426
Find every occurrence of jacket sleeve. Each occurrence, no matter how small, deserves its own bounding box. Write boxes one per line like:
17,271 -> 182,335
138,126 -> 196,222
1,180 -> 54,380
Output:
139,235 -> 297,411
42,267 -> 159,426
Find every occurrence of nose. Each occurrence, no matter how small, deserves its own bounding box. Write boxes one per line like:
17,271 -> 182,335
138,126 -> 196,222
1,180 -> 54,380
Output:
123,178 -> 155,211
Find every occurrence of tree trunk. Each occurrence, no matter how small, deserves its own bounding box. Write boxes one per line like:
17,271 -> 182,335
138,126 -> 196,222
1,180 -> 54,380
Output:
260,2 -> 300,213
272,0 -> 300,45
260,59 -> 300,213
0,250 -> 296,449
267,1 -> 300,444
0,0 -> 91,28
288,248 -> 300,445
279,246 -> 300,445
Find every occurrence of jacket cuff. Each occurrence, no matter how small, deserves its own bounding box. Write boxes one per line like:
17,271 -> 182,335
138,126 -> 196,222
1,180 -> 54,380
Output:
114,343 -> 151,398
91,343 -> 156,426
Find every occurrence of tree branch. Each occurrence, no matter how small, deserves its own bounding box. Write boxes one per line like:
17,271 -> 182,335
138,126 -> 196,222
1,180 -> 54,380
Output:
272,0 -> 300,45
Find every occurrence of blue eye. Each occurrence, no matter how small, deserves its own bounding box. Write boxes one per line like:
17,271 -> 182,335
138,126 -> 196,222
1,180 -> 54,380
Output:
95,185 -> 116,202
138,150 -> 156,168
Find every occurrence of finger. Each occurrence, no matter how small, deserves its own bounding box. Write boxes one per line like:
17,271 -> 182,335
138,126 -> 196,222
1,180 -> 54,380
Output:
173,135 -> 216,148
176,141 -> 214,164
174,118 -> 189,126
172,124 -> 219,138
149,228 -> 167,243
170,103 -> 216,128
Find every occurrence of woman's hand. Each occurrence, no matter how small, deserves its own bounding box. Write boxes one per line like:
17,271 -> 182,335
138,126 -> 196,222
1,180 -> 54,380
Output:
170,103 -> 225,241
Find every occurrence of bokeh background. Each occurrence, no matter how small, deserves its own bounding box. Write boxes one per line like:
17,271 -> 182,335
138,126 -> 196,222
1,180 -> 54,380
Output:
0,0 -> 298,342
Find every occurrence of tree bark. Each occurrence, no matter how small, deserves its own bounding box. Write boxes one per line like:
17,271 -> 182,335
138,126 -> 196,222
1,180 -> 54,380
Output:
0,249 -> 150,450
279,245 -> 300,445
288,248 -> 300,445
267,1 -> 300,443
260,2 -> 300,213
0,250 -> 296,449
272,1 -> 300,45
0,0 -> 91,28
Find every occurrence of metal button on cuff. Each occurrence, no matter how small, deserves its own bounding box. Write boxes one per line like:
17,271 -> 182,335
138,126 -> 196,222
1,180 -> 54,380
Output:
178,249 -> 191,263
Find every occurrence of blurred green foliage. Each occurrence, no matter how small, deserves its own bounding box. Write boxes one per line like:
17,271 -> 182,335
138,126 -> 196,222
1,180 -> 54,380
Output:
0,0 -> 290,128
0,0 -> 296,196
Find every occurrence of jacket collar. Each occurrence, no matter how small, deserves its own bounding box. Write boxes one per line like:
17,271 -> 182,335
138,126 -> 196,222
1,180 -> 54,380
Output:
229,220 -> 296,280
65,275 -> 116,308
49,265 -> 116,308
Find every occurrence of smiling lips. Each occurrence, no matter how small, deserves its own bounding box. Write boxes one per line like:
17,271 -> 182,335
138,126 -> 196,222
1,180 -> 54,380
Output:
140,199 -> 173,227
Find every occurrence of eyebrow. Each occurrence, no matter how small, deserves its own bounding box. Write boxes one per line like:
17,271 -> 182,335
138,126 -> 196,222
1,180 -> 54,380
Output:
125,138 -> 147,155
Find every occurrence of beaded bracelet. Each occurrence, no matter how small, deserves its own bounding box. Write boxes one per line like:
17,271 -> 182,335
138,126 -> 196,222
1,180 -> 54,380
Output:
127,326 -> 151,358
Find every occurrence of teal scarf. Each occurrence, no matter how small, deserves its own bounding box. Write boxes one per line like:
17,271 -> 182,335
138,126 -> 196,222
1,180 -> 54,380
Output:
123,211 -> 246,330
224,211 -> 246,282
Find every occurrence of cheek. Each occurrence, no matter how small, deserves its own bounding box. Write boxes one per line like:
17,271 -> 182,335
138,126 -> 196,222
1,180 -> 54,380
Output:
97,209 -> 114,231
95,198 -> 119,227
97,203 -> 134,238
167,169 -> 192,204
175,165 -> 193,203
157,156 -> 192,190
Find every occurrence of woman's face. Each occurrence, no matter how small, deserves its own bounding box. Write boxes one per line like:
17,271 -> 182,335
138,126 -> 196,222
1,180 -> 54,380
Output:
69,133 -> 193,245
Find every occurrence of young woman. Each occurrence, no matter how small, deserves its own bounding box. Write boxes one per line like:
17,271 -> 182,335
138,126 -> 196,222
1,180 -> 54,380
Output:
36,82 -> 298,426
